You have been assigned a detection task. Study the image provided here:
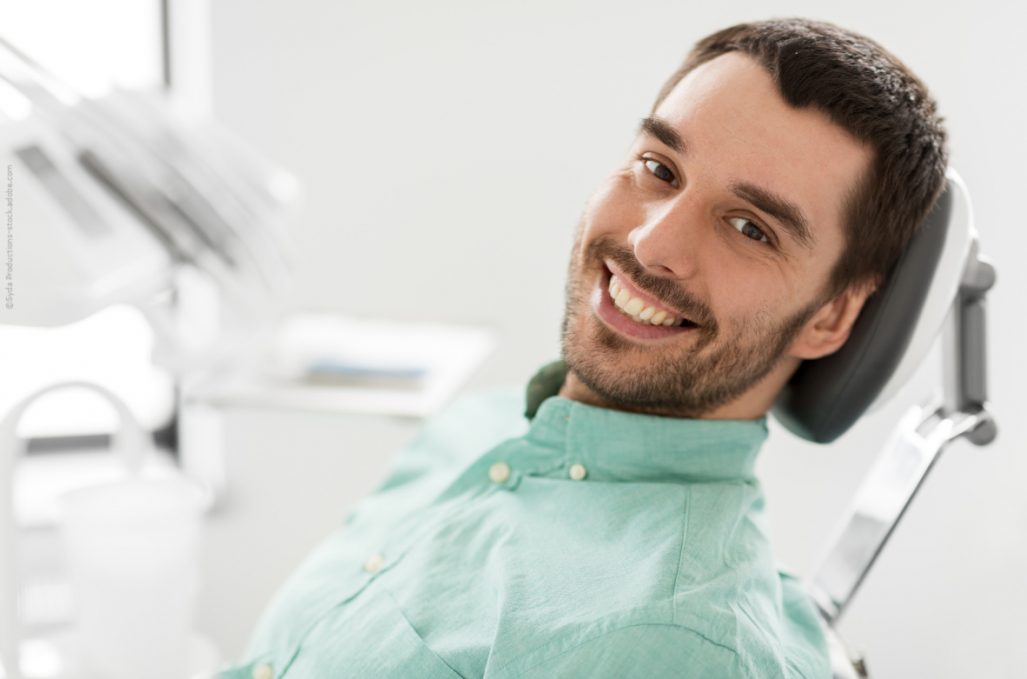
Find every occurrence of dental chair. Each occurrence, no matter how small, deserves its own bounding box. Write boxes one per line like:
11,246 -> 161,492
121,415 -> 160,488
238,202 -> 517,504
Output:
772,168 -> 997,678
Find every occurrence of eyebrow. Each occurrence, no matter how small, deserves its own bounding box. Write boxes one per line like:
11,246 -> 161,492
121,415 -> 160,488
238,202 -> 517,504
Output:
639,116 -> 685,153
729,181 -> 814,250
637,115 -> 815,250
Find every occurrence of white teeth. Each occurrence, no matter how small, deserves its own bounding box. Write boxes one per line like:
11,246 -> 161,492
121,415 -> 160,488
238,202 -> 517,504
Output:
608,275 -> 682,327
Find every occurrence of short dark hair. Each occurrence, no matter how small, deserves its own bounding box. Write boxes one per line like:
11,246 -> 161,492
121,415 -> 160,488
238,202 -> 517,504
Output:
653,17 -> 948,298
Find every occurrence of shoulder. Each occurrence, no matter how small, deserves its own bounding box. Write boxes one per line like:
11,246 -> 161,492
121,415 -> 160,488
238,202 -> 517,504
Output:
371,386 -> 528,494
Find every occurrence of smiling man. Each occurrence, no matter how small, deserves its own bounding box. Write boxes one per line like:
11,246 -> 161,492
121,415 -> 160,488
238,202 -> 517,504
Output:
560,48 -> 878,422
221,17 -> 947,679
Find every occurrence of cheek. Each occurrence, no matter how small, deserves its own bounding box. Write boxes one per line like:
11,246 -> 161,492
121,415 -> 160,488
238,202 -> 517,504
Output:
582,173 -> 640,238
784,254 -> 835,304
705,259 -> 784,323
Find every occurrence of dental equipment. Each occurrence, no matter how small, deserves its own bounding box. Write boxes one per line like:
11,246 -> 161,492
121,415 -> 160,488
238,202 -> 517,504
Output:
0,30 -> 297,678
772,168 -> 997,678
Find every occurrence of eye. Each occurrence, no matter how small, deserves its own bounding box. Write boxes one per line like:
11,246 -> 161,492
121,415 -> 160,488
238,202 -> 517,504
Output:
640,155 -> 677,185
728,217 -> 771,245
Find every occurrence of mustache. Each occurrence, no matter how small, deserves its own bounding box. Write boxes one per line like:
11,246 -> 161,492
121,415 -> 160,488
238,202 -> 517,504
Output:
587,236 -> 717,331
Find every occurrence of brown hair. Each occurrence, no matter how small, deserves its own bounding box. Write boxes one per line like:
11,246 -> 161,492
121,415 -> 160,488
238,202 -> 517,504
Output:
654,17 -> 948,298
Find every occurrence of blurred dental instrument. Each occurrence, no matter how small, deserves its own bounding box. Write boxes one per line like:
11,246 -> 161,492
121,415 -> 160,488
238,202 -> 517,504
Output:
0,29 -> 297,678
0,27 -> 494,678
0,381 -> 219,679
0,32 -> 300,370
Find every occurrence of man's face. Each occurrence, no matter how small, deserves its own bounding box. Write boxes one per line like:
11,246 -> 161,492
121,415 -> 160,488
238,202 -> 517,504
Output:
560,52 -> 873,418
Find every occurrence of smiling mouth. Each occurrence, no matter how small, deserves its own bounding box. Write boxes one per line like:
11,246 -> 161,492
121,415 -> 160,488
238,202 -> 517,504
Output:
603,262 -> 698,329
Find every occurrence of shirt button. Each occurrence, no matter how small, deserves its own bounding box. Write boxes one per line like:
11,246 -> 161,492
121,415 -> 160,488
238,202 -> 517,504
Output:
569,463 -> 587,481
252,663 -> 274,679
363,552 -> 385,573
488,461 -> 511,484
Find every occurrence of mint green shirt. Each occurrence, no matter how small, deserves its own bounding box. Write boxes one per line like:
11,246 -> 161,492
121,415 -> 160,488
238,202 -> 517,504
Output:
219,368 -> 830,678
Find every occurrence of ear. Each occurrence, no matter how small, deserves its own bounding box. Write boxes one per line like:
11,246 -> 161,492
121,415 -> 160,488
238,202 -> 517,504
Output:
788,278 -> 878,360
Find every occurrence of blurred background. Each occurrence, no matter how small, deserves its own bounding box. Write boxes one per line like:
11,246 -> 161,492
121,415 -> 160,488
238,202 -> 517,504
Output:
1,0 -> 1024,677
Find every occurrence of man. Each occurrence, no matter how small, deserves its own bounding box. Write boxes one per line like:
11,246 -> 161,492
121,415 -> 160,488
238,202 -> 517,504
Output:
221,17 -> 947,678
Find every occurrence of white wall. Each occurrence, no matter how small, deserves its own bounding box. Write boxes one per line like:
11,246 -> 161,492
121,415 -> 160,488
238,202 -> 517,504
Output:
207,1 -> 1027,676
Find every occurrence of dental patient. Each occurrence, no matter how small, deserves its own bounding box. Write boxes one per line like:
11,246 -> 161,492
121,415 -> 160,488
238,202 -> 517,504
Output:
221,17 -> 947,678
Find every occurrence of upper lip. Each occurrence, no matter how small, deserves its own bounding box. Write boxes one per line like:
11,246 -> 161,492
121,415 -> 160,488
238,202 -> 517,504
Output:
604,259 -> 696,324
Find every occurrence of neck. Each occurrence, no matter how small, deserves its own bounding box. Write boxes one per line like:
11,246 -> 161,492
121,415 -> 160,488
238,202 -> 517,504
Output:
558,356 -> 801,420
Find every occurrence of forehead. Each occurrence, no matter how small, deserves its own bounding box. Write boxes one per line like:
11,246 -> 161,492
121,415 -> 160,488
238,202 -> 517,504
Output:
652,52 -> 872,252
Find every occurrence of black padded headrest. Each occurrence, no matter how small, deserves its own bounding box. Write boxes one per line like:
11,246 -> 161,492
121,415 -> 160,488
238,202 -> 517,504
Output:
772,179 -> 959,443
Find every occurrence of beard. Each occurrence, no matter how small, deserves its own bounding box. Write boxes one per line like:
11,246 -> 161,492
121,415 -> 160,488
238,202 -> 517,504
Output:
560,230 -> 824,418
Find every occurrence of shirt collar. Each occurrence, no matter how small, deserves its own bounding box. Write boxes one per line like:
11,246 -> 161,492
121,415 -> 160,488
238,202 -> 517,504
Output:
522,360 -> 768,484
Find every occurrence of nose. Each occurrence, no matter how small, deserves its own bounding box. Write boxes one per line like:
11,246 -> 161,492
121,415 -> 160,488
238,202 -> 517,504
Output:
627,193 -> 707,280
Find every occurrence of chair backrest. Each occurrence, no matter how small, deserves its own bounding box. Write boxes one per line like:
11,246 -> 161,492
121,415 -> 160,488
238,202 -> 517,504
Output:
772,168 -> 975,443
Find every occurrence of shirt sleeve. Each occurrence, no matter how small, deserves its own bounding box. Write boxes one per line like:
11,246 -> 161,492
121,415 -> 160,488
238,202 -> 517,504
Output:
499,623 -> 746,679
